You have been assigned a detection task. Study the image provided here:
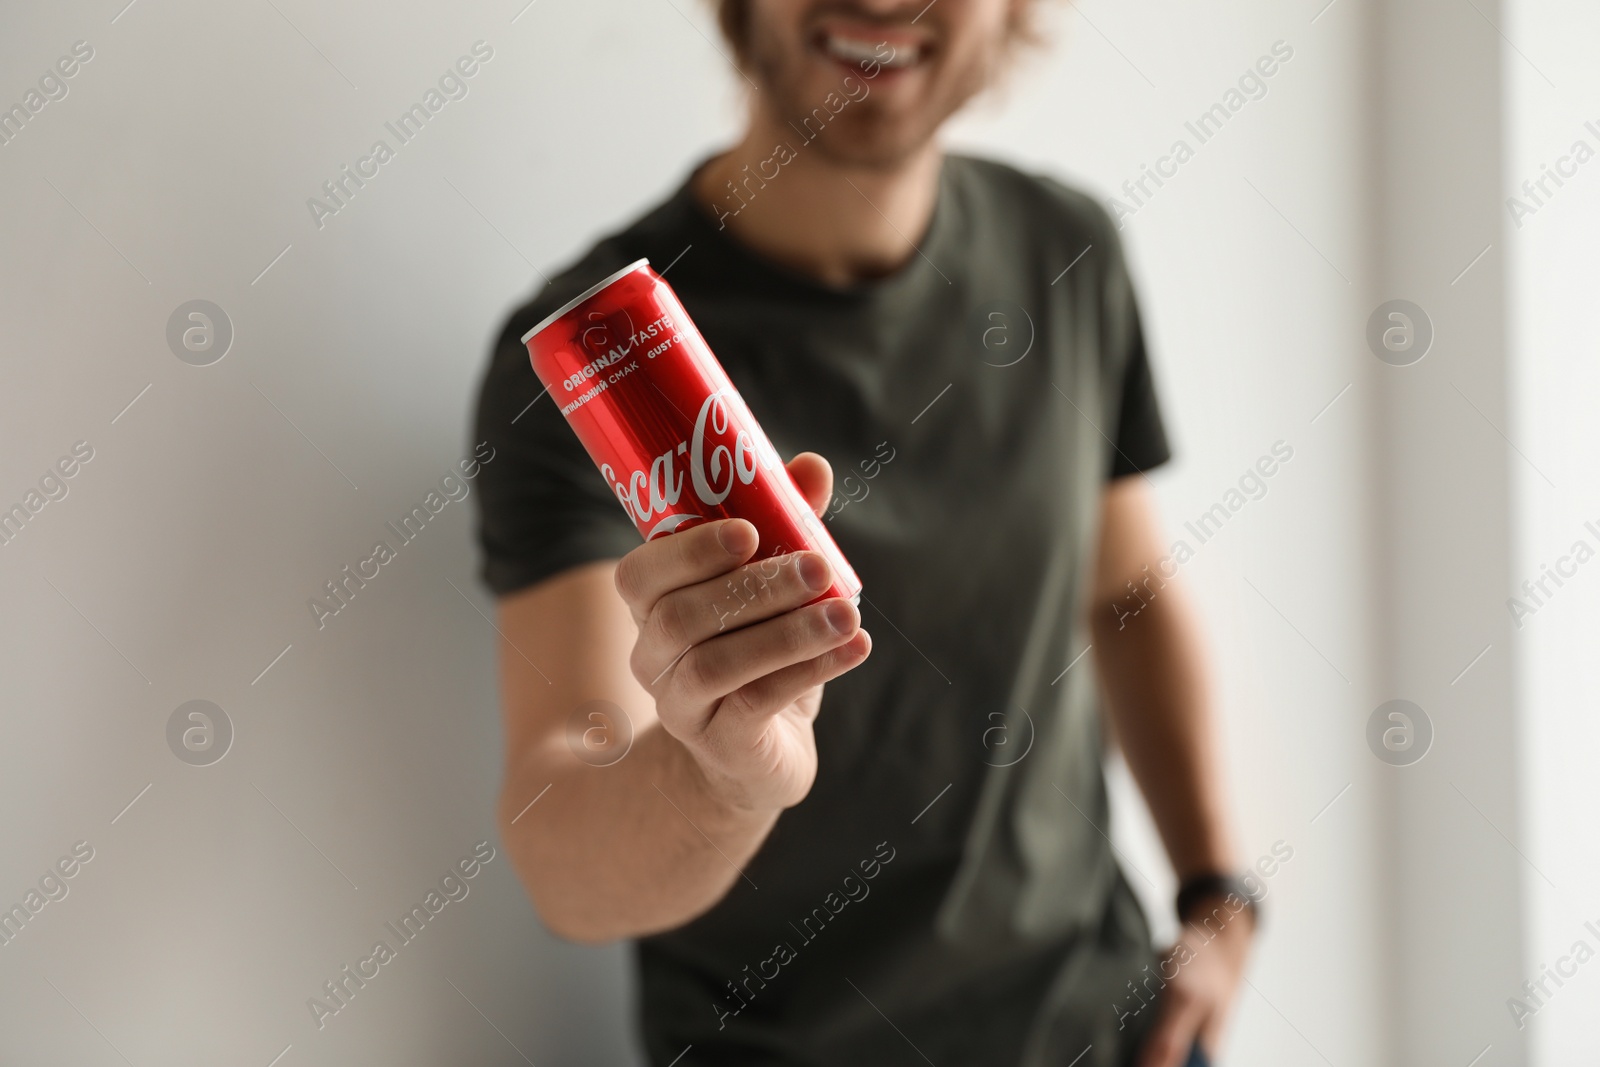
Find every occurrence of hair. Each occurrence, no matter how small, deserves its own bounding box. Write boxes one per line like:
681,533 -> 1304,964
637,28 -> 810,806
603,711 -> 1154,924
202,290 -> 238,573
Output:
709,1 -> 1053,63
712,0 -> 753,54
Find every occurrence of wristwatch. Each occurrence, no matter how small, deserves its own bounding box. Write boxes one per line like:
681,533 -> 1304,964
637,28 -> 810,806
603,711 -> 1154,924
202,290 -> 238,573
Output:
1175,872 -> 1263,928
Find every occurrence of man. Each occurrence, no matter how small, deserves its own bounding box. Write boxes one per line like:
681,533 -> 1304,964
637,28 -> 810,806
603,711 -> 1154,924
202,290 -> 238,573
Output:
472,1 -> 1254,1064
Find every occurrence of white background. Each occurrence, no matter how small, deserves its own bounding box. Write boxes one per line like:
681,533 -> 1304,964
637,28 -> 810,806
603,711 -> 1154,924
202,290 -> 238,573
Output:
0,0 -> 1593,1063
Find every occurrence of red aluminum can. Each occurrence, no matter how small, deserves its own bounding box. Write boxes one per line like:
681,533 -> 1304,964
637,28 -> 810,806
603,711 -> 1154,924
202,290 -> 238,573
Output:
522,258 -> 862,604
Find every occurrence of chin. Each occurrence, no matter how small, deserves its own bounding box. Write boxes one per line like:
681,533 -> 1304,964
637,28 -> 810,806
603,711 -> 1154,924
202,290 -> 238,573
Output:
806,117 -> 935,170
778,77 -> 946,169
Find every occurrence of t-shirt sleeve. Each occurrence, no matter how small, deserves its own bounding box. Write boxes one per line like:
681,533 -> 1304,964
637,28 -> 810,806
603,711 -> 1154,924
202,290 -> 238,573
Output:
471,306 -> 643,598
1101,226 -> 1172,480
1107,312 -> 1172,479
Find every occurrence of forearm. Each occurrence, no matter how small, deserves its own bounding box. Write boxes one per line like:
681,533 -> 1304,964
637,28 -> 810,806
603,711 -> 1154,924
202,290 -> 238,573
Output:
1091,581 -> 1236,879
491,496 -> 868,944
498,721 -> 778,943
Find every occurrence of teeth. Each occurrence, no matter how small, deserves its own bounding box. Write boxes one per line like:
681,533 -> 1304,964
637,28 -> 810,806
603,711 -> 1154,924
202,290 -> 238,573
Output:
822,33 -> 919,67
877,45 -> 917,68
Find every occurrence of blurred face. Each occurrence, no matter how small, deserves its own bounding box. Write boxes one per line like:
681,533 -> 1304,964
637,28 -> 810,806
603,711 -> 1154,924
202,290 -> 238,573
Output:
740,0 -> 1025,167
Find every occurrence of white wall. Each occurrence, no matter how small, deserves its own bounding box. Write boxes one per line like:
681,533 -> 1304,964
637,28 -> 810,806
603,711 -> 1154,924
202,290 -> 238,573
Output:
0,2 -> 713,1062
1370,1 -> 1531,1063
1506,0 -> 1600,1062
5,0 -> 1570,1063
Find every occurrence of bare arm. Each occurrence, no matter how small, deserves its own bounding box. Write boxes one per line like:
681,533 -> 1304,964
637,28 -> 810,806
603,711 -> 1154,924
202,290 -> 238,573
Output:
1089,476 -> 1251,1067
493,454 -> 871,943
1090,476 -> 1236,879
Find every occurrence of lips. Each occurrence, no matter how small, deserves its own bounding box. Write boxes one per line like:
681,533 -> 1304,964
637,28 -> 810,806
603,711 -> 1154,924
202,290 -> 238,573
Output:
813,26 -> 930,74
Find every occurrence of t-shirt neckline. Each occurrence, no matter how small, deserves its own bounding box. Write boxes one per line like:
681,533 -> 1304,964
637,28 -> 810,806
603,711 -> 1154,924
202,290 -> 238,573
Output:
672,154 -> 956,303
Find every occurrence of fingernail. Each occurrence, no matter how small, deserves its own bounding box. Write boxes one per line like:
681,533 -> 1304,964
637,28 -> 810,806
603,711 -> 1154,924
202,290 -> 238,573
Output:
824,599 -> 855,635
717,520 -> 752,555
798,553 -> 831,592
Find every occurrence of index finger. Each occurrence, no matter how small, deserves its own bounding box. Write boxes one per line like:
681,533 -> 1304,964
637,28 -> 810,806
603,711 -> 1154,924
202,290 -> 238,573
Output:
613,518 -> 758,621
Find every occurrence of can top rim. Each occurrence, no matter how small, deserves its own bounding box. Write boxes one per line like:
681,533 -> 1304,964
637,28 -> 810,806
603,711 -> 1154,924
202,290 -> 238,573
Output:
520,258 -> 652,345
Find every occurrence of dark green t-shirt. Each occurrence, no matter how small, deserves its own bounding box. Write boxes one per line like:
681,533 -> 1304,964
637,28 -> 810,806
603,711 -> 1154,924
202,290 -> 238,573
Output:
473,155 -> 1172,1066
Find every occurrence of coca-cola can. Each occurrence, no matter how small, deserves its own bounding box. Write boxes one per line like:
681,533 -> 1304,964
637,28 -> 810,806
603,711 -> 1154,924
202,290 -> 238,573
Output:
522,258 -> 862,605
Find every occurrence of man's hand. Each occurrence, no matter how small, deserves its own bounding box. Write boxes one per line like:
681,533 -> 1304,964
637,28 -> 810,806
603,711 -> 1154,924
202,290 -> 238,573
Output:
495,451 -> 873,942
1135,904 -> 1256,1067
612,452 -> 872,814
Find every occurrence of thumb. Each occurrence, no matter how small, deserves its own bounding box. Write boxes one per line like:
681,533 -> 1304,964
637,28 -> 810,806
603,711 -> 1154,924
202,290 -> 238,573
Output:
785,452 -> 833,518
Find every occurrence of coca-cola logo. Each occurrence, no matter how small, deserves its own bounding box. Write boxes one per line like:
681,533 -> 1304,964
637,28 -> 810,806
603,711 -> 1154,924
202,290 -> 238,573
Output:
600,390 -> 779,536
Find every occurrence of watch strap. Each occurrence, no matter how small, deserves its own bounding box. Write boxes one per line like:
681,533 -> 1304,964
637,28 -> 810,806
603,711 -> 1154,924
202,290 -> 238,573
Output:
1175,872 -> 1262,928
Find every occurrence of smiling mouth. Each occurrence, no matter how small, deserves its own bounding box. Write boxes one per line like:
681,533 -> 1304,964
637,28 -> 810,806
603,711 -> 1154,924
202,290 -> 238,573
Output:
814,28 -> 929,74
